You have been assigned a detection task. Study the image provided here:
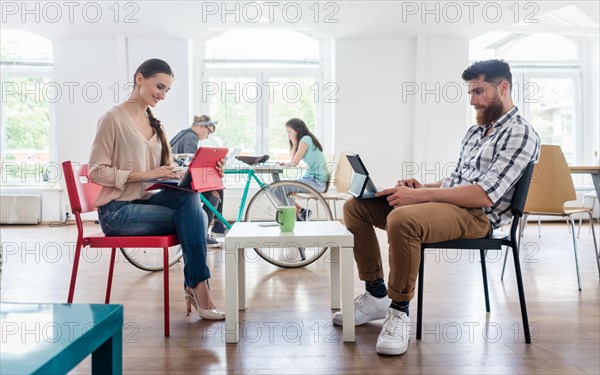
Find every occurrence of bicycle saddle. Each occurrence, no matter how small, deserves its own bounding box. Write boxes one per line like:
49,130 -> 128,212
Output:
236,154 -> 270,165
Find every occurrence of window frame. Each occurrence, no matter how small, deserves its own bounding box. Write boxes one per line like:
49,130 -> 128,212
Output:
1,65 -> 56,186
202,68 -> 323,156
193,28 -> 333,160
512,65 -> 583,164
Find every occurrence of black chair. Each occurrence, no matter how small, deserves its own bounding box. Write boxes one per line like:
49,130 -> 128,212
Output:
417,162 -> 534,344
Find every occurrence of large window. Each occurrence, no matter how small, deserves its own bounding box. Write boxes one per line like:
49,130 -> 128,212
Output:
518,73 -> 580,163
1,30 -> 54,185
198,29 -> 331,161
470,32 -> 588,165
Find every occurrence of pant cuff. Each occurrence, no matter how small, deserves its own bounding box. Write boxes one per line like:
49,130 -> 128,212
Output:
387,286 -> 413,302
358,269 -> 385,282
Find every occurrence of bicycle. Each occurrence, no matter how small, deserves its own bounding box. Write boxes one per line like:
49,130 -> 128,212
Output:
120,164 -> 333,270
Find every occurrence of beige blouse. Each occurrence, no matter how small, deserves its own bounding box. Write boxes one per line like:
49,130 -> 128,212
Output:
88,105 -> 162,207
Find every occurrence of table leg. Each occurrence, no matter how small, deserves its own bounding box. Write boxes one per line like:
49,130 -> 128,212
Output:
225,245 -> 239,343
341,246 -> 355,342
239,247 -> 246,310
591,172 -> 600,203
91,329 -> 122,374
592,173 -> 600,258
330,246 -> 340,309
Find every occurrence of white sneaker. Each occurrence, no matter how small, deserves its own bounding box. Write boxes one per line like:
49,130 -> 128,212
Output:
376,308 -> 410,356
332,291 -> 389,326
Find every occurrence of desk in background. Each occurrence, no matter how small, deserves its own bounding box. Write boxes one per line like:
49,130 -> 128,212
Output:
1,303 -> 123,375
228,163 -> 304,183
569,166 -> 600,199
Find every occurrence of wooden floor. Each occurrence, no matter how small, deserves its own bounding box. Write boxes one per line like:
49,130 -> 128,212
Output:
1,221 -> 599,374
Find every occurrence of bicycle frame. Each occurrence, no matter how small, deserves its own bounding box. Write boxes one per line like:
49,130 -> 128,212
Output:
199,169 -> 269,230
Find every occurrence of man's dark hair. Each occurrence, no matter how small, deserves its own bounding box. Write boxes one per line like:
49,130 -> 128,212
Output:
462,59 -> 512,89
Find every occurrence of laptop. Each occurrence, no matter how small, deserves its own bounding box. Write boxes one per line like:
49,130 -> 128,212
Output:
146,147 -> 228,192
224,147 -> 242,168
346,153 -> 384,199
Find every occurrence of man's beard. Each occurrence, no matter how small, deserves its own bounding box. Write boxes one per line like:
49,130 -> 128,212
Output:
476,98 -> 504,126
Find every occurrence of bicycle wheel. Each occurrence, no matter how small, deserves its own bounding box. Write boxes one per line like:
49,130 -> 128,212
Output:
120,245 -> 183,272
244,180 -> 334,268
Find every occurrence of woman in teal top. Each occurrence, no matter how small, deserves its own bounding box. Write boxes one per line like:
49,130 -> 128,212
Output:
281,118 -> 330,220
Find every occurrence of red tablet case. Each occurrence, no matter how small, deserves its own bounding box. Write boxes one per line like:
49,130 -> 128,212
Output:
188,147 -> 228,192
146,147 -> 228,193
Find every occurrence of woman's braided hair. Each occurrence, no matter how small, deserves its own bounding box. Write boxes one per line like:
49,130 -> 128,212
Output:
133,58 -> 173,166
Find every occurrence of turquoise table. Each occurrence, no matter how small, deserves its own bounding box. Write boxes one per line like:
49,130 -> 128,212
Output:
1,303 -> 123,374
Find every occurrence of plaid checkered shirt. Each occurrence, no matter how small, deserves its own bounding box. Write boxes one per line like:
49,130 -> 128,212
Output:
442,106 -> 541,228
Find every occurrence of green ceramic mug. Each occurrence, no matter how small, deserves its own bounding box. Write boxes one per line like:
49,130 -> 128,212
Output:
276,206 -> 296,232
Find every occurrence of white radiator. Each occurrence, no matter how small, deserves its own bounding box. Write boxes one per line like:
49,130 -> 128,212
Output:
0,194 -> 41,224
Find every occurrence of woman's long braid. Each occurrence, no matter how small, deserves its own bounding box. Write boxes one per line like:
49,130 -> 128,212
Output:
146,107 -> 171,166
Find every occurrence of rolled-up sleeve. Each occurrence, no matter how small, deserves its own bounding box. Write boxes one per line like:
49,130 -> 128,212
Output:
476,125 -> 539,204
88,112 -> 132,190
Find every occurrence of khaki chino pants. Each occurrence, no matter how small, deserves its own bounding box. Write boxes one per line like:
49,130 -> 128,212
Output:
343,197 -> 491,302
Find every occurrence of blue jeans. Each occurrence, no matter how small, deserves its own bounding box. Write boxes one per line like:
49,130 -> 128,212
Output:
98,188 -> 209,288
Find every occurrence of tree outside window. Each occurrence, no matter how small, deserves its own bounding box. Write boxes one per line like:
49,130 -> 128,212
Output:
1,30 -> 53,184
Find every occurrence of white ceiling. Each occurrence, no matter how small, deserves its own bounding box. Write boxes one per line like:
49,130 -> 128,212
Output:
3,1 -> 597,41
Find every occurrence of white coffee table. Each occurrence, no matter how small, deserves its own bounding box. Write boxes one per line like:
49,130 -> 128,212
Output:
224,221 -> 355,343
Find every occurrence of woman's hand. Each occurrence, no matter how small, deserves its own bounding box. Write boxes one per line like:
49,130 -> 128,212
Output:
129,166 -> 180,182
288,134 -> 297,145
216,159 -> 225,176
149,166 -> 181,179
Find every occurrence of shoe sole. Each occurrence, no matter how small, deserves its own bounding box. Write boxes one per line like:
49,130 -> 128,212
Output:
332,313 -> 386,327
376,345 -> 408,356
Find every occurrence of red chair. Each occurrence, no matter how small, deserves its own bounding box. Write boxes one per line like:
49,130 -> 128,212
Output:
62,161 -> 179,336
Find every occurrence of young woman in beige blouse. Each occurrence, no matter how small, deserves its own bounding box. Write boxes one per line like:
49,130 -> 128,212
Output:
88,58 -> 224,320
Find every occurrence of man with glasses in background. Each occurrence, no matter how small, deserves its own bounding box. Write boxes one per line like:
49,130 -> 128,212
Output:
170,115 -> 228,247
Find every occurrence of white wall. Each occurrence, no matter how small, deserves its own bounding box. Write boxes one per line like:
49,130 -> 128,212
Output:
335,35 -> 469,188
53,39 -> 120,165
334,37 -> 415,188
411,36 -> 469,182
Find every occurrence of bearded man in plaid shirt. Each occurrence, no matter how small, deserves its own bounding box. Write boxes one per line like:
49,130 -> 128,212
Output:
335,59 -> 541,356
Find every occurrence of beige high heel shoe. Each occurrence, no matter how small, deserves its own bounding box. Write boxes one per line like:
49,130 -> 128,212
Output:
185,288 -> 225,320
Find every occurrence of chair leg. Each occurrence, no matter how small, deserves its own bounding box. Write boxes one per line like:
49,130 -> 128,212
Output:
416,247 -> 425,340
505,216 -> 525,281
105,248 -> 117,304
591,198 -> 597,235
501,246 -> 509,281
579,196 -> 595,238
511,240 -> 531,343
332,200 -> 337,220
588,212 -> 600,277
480,249 -> 490,312
67,241 -> 84,303
567,217 -> 582,291
163,247 -> 170,337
